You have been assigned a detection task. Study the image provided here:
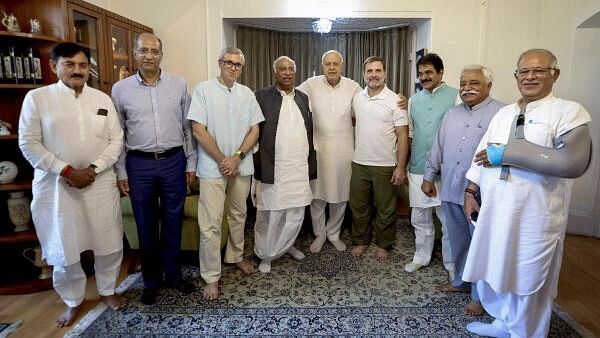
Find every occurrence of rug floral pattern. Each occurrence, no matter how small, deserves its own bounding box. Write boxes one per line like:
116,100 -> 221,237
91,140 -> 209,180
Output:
75,219 -> 582,337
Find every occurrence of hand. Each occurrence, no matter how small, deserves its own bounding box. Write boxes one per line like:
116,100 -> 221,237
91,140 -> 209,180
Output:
186,172 -> 196,185
390,166 -> 407,186
219,156 -> 241,177
397,94 -> 408,110
421,180 -> 437,197
117,179 -> 130,196
65,167 -> 96,189
474,149 -> 492,167
463,192 -> 480,225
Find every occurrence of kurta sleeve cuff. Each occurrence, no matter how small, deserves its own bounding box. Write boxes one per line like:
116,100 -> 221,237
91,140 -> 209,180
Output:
51,159 -> 69,176
423,170 -> 436,182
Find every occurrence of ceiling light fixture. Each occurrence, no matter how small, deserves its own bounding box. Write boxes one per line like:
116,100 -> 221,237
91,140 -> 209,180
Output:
312,18 -> 333,34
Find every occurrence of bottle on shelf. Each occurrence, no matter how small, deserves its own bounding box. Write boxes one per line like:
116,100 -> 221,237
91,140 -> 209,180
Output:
2,47 -> 16,83
22,48 -> 34,85
32,48 -> 42,83
13,47 -> 25,84
0,50 -> 4,83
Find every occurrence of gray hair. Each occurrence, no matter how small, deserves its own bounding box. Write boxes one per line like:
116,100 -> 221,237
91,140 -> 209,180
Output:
134,33 -> 163,52
517,48 -> 558,69
272,56 -> 296,72
461,64 -> 494,83
218,47 -> 245,63
321,50 -> 344,64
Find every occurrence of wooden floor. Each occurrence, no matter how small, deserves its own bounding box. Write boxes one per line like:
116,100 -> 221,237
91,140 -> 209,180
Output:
1,234 -> 599,338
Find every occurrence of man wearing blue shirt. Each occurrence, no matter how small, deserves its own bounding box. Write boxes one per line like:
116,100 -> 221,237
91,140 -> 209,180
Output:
112,33 -> 197,305
422,65 -> 505,316
187,47 -> 264,300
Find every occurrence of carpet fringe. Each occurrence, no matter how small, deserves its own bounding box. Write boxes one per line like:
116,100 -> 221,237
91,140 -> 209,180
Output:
0,320 -> 23,338
63,272 -> 141,338
553,303 -> 596,338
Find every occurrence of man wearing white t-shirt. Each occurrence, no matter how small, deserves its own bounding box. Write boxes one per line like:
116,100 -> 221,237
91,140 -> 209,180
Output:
349,56 -> 409,261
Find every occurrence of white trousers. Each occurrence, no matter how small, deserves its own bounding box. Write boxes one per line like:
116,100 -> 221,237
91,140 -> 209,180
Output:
254,207 -> 305,262
310,199 -> 346,241
53,250 -> 122,308
410,206 -> 454,271
475,240 -> 561,338
198,176 -> 251,284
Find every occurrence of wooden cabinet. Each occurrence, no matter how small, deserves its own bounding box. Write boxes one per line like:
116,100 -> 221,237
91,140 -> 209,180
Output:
0,0 -> 151,294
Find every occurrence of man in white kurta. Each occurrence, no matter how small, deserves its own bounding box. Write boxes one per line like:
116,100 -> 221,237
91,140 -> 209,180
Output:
253,56 -> 315,273
297,50 -> 361,253
462,49 -> 592,338
19,43 -> 124,327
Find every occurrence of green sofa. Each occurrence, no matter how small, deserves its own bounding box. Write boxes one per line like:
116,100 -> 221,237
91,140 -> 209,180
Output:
121,195 -> 229,251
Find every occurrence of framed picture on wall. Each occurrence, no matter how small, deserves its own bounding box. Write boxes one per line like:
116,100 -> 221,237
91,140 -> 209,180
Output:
415,48 -> 428,91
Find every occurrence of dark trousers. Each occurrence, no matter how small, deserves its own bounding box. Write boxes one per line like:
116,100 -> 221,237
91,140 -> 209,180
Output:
126,149 -> 187,289
349,162 -> 397,249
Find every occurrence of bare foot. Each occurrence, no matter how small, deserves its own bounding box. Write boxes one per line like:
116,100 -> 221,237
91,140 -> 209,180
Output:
464,300 -> 485,316
56,304 -> 82,327
437,282 -> 466,293
100,294 -> 127,310
202,282 -> 219,301
375,247 -> 390,262
235,259 -> 256,274
330,239 -> 347,252
351,244 -> 368,257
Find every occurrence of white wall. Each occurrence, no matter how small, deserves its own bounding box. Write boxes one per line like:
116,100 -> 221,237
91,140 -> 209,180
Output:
92,0 -> 600,236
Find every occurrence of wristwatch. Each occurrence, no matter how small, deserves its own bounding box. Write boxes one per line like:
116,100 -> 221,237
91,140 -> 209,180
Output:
235,150 -> 246,160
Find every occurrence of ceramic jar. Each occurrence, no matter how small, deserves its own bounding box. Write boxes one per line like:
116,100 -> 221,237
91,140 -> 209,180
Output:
7,191 -> 31,232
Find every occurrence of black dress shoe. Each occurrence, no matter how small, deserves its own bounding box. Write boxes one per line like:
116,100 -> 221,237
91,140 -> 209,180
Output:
171,280 -> 196,295
141,287 -> 158,305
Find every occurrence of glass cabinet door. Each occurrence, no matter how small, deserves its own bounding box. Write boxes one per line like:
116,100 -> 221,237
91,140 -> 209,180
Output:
69,7 -> 104,91
110,22 -> 131,88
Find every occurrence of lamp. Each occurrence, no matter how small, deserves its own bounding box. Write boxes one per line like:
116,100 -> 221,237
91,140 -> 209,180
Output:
312,18 -> 332,34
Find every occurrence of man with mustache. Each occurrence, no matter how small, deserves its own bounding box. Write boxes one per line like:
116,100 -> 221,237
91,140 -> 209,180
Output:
297,50 -> 360,253
349,56 -> 409,261
112,33 -> 197,305
463,49 -> 591,337
421,65 -> 505,316
253,56 -> 315,273
19,42 -> 125,326
405,53 -> 457,277
187,47 -> 264,300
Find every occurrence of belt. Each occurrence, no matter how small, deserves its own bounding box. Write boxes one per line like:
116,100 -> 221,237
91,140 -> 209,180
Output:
128,146 -> 183,160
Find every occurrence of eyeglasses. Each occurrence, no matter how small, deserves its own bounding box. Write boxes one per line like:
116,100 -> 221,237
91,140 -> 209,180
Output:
220,60 -> 244,69
136,48 -> 162,57
514,67 -> 557,78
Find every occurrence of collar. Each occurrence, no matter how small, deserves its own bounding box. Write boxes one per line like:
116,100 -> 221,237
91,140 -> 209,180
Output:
463,95 -> 492,112
360,85 -> 389,99
57,80 -> 86,97
135,69 -> 163,87
216,78 -> 237,92
276,86 -> 295,97
424,82 -> 447,95
321,75 -> 342,89
520,93 -> 555,112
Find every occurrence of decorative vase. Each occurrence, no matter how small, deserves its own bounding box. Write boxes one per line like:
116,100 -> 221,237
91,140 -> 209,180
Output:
0,161 -> 18,184
7,191 -> 31,232
23,246 -> 52,279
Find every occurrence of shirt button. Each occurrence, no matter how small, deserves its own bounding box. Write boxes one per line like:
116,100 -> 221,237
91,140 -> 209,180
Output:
461,136 -> 466,139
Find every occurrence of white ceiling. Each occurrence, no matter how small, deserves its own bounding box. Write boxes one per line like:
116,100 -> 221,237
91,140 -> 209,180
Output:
225,17 -> 427,32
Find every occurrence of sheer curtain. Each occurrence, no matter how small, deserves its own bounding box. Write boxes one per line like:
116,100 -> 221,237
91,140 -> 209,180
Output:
235,25 -> 413,94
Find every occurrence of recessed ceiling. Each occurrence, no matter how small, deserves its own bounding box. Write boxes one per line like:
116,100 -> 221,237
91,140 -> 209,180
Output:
225,17 -> 427,32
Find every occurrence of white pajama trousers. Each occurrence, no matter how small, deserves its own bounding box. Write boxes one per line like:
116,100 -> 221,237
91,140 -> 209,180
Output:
410,206 -> 454,271
53,250 -> 123,308
310,199 -> 346,241
198,176 -> 251,284
475,242 -> 562,338
254,207 -> 305,262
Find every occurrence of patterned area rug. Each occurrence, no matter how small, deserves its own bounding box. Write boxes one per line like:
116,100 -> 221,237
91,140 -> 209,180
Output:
68,219 -> 586,337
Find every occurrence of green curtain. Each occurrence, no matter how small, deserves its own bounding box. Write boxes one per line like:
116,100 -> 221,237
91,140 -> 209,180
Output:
235,25 -> 413,94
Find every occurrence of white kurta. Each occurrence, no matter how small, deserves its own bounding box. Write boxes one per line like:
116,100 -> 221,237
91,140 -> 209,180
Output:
19,81 -> 124,266
297,76 -> 360,203
255,90 -> 312,211
463,94 -> 591,295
